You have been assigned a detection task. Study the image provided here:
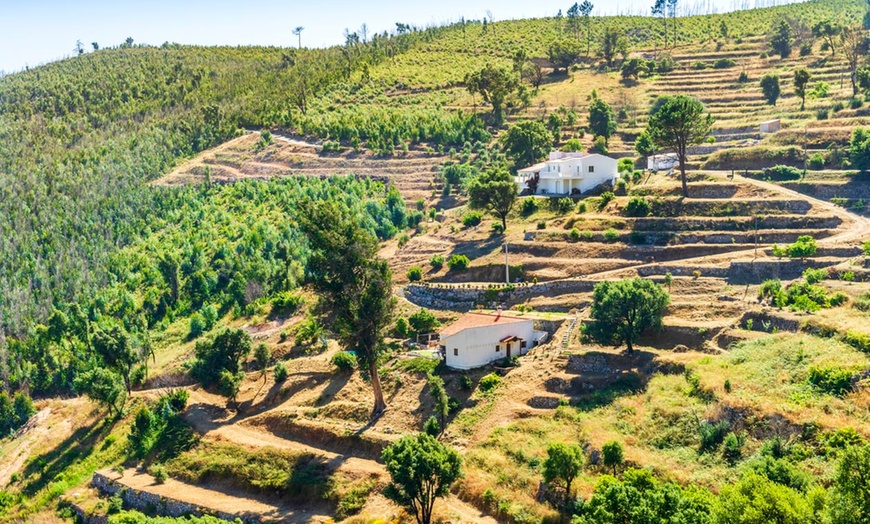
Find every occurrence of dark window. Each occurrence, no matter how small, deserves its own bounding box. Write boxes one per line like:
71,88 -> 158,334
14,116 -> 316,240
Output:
588,165 -> 595,173
495,345 -> 500,352
453,348 -> 458,356
521,341 -> 527,349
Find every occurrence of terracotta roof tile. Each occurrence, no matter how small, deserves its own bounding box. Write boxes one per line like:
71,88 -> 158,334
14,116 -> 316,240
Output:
439,312 -> 531,338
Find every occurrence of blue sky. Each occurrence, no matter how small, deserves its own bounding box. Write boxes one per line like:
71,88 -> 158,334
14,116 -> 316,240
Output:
0,0 -> 804,74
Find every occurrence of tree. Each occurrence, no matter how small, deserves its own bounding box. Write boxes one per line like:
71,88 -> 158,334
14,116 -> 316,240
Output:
190,328 -> 252,387
567,3 -> 582,38
828,444 -> 870,524
602,441 -> 625,475
793,68 -> 811,110
91,42 -> 99,51
579,1 -> 595,56
621,58 -> 646,81
543,442 -> 585,499
841,26 -> 868,96
91,323 -> 143,393
74,367 -> 127,418
652,0 -> 668,49
548,39 -> 583,73
588,91 -> 617,144
588,277 -> 670,353
646,95 -> 714,197
218,370 -> 243,406
770,20 -> 793,58
254,343 -> 271,380
382,434 -> 463,524
813,20 -> 842,55
502,120 -> 551,168
851,127 -> 870,171
668,0 -> 679,45
292,26 -> 305,49
467,169 -> 519,232
601,27 -> 627,68
428,374 -> 449,434
635,129 -> 655,158
761,73 -> 781,105
715,473 -> 813,524
465,64 -> 520,124
408,308 -> 440,336
300,202 -> 397,418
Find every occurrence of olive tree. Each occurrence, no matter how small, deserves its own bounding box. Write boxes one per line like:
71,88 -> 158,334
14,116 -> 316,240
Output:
543,442 -> 585,499
588,277 -> 670,353
382,434 -> 463,524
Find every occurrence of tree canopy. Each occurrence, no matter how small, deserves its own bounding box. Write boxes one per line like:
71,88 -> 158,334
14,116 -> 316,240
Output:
467,169 -> 519,232
502,120 -> 552,169
588,277 -> 670,352
382,433 -> 463,524
588,91 -> 617,144
646,95 -> 714,197
465,64 -> 521,124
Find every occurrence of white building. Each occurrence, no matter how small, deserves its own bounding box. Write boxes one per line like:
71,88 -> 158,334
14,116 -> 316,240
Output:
648,153 -> 679,171
439,312 -> 546,370
515,151 -> 618,196
760,119 -> 781,133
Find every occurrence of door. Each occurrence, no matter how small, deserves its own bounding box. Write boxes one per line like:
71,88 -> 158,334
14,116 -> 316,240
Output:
506,342 -> 512,358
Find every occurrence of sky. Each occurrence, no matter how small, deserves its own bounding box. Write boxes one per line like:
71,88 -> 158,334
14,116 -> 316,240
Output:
0,0 -> 806,74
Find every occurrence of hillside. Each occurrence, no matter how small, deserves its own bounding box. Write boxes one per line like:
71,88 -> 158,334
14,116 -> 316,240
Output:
3,0 -> 870,523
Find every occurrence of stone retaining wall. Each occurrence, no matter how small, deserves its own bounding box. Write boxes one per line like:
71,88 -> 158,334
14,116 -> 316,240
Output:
405,280 -> 594,309
91,472 -> 259,524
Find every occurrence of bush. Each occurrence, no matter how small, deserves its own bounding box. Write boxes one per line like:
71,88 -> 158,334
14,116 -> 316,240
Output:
803,267 -> 827,284
536,221 -> 546,230
699,420 -> 730,452
603,228 -> 620,242
787,235 -> 817,258
188,313 -> 206,339
273,361 -> 288,382
598,191 -> 615,210
395,317 -> 410,337
479,373 -> 501,393
271,292 -> 304,317
816,108 -> 829,120
459,375 -> 474,391
407,266 -> 423,282
615,179 -> 627,195
625,196 -> 651,217
429,254 -> 444,269
807,153 -> 825,170
833,101 -> 846,113
808,366 -> 854,396
761,73 -> 781,105
562,138 -> 584,152
423,415 -> 440,437
569,228 -> 582,242
150,464 -> 168,484
521,197 -> 539,216
164,389 -> 190,412
591,136 -> 608,155
331,351 -> 358,372
762,165 -> 802,180
714,58 -> 736,69
462,212 -> 482,227
723,432 -> 744,463
692,60 -> 708,70
738,71 -> 750,83
447,254 -> 470,271
577,201 -> 588,213
852,96 -> 865,109
551,197 -> 574,215
409,308 -> 441,335
618,158 -> 634,173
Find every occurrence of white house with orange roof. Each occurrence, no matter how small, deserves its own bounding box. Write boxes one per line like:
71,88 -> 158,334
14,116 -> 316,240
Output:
514,150 -> 618,196
439,311 -> 546,370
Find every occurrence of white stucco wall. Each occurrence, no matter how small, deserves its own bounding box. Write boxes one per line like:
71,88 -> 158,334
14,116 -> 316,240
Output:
442,320 -> 535,370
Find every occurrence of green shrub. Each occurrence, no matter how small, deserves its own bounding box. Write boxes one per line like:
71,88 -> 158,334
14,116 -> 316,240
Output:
854,292 -> 870,312
271,292 -> 304,317
521,197 -> 539,216
536,221 -> 546,230
714,58 -> 736,69
615,179 -> 628,195
576,201 -> 588,213
762,165 -> 802,180
408,308 -> 440,335
833,101 -> 846,113
618,158 -> 634,173
692,60 -> 708,70
851,96 -> 865,109
149,464 -> 168,484
395,317 -> 410,337
188,313 -> 206,339
699,420 -> 730,452
807,153 -> 825,170
562,138 -> 584,152
447,254 -> 470,271
460,375 -> 474,391
808,366 -> 854,396
738,71 -> 750,83
553,197 -> 574,215
787,235 -> 817,258
803,267 -> 827,284
591,136 -> 608,155
462,212 -> 482,227
603,228 -> 620,242
723,432 -> 744,463
423,415 -> 440,436
274,361 -> 288,382
843,330 -> 870,352
429,254 -> 444,269
479,373 -> 501,393
407,266 -> 423,282
625,196 -> 651,217
598,191 -> 615,210
331,351 -> 358,372
816,108 -> 830,120
569,228 -> 582,242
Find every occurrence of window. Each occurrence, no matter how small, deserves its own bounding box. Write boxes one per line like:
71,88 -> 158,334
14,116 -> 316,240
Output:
588,165 -> 595,173
521,341 -> 527,349
453,348 -> 459,356
495,345 -> 500,352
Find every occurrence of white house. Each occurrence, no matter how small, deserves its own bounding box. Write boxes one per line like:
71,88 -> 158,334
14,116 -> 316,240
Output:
514,151 -> 618,196
648,153 -> 679,171
439,311 -> 546,370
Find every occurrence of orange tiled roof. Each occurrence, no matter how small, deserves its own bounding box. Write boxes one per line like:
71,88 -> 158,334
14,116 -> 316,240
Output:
439,312 -> 530,338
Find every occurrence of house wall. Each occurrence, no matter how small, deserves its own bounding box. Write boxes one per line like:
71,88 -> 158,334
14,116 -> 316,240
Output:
442,320 -> 535,370
648,155 -> 679,171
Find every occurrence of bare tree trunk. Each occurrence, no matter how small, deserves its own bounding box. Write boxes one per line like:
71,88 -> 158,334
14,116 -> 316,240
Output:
370,360 -> 387,418
680,159 -> 689,198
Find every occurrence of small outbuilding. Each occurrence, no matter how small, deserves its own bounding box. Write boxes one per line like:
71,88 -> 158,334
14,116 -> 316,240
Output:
760,119 -> 781,133
647,153 -> 679,172
439,311 -> 546,370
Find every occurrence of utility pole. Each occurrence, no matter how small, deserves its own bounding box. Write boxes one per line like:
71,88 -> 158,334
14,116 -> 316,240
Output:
293,26 -> 304,49
504,241 -> 510,284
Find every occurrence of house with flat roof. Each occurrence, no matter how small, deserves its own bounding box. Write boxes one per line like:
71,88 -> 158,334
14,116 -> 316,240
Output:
514,151 -> 618,196
439,311 -> 546,370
